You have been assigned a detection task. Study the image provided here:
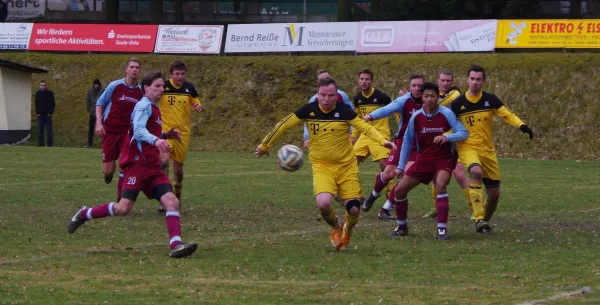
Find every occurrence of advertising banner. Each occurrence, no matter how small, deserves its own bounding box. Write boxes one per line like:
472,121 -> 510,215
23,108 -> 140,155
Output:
6,1 -> 45,21
28,24 -> 158,52
0,23 -> 33,50
496,19 -> 600,48
155,25 -> 223,54
357,20 -> 497,53
225,22 -> 358,53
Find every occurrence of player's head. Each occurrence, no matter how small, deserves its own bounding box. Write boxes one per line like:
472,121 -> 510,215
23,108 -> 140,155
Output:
93,79 -> 101,89
124,58 -> 141,82
408,73 -> 425,98
141,71 -> 165,102
420,82 -> 440,113
358,69 -> 373,91
317,77 -> 338,111
316,69 -> 330,81
467,65 -> 486,93
39,80 -> 47,91
168,60 -> 187,87
437,68 -> 453,93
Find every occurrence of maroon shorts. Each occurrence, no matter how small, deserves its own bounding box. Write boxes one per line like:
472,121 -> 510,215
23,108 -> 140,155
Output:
102,132 -> 127,163
386,137 -> 418,166
122,163 -> 172,200
405,155 -> 458,185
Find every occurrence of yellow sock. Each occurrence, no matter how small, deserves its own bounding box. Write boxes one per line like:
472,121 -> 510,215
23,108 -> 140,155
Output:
344,211 -> 360,231
462,187 -> 472,212
321,205 -> 340,228
431,185 -> 437,209
469,182 -> 484,221
173,181 -> 182,200
483,197 -> 499,221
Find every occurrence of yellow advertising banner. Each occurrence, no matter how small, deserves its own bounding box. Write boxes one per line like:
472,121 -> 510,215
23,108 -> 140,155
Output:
496,19 -> 600,48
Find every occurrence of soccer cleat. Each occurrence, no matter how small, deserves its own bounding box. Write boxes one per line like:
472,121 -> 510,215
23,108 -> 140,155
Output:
361,193 -> 379,211
421,209 -> 437,219
339,223 -> 352,251
169,243 -> 198,258
388,225 -> 408,237
104,175 -> 113,184
330,226 -> 342,249
67,206 -> 88,234
157,204 -> 166,213
436,228 -> 450,241
378,209 -> 395,221
475,220 -> 494,234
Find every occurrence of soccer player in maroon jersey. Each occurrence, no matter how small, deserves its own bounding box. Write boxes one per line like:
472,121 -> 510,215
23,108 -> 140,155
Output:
68,71 -> 198,258
95,58 -> 143,201
389,82 -> 469,240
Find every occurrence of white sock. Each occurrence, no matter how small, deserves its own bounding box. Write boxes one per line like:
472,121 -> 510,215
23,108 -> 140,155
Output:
382,199 -> 392,210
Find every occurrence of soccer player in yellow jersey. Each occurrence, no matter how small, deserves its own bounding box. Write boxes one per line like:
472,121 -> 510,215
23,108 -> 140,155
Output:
157,60 -> 202,212
352,69 -> 395,170
422,68 -> 473,219
451,65 -> 533,233
255,77 -> 396,250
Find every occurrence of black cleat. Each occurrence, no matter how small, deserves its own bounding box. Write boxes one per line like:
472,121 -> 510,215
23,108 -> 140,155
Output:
170,243 -> 198,258
388,225 -> 408,237
475,220 -> 494,234
378,209 -> 395,221
361,193 -> 379,212
104,175 -> 113,184
436,228 -> 450,241
68,206 -> 88,234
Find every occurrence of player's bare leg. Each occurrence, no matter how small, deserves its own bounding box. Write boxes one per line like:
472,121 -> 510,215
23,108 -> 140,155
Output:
157,151 -> 171,213
160,191 -> 198,258
340,198 -> 362,250
172,160 -> 184,201
468,165 -> 493,233
433,170 -> 452,240
316,192 -> 341,249
102,161 -> 116,184
389,174 -> 420,236
483,186 -> 500,222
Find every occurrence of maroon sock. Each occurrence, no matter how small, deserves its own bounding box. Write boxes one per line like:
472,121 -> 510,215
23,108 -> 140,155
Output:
394,196 -> 408,221
436,193 -> 450,224
165,210 -> 182,249
116,172 -> 124,200
373,173 -> 389,194
81,202 -> 115,220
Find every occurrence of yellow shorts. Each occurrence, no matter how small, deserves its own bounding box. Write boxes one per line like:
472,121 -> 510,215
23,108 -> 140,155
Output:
353,135 -> 390,162
312,161 -> 362,200
167,133 -> 191,164
457,146 -> 500,181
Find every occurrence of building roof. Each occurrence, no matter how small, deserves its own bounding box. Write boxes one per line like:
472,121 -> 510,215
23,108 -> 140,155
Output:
0,59 -> 48,73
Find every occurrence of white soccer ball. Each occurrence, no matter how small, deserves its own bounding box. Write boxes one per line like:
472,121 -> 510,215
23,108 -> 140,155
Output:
276,144 -> 304,172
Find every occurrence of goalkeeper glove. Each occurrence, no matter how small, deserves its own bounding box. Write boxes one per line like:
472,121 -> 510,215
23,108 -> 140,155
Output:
519,124 -> 533,140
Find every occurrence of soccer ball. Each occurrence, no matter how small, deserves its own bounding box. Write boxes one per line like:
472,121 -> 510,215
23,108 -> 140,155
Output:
276,144 -> 304,172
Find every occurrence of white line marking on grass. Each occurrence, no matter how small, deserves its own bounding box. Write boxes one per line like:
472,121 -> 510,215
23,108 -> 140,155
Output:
517,289 -> 589,305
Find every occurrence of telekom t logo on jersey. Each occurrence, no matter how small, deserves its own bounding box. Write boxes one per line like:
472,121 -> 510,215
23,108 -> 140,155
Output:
283,24 -> 304,46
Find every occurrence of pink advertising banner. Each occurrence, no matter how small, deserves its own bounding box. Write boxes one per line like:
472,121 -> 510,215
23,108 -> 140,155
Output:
357,20 -> 497,53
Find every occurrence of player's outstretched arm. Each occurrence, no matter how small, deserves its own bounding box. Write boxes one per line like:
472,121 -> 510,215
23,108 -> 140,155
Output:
257,113 -> 303,157
368,94 -> 409,121
132,101 -> 159,147
349,116 -> 395,150
397,114 -> 416,172
441,107 -> 469,143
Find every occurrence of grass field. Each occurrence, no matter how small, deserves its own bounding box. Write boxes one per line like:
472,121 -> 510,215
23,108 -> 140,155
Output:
0,146 -> 599,304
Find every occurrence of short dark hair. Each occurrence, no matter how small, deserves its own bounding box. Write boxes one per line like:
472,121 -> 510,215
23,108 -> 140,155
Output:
317,77 -> 337,89
125,57 -> 141,68
420,82 -> 439,95
168,60 -> 187,73
93,79 -> 101,86
316,69 -> 329,78
468,65 -> 486,80
39,80 -> 46,84
409,73 -> 425,82
358,69 -> 374,80
141,71 -> 164,93
438,68 -> 453,79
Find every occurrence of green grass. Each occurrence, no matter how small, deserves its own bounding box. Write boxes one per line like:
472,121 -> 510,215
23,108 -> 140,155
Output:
0,146 -> 599,304
4,52 -> 600,159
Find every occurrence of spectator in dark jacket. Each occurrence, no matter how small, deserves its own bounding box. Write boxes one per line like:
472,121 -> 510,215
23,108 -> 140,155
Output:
35,81 -> 55,147
84,79 -> 104,147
